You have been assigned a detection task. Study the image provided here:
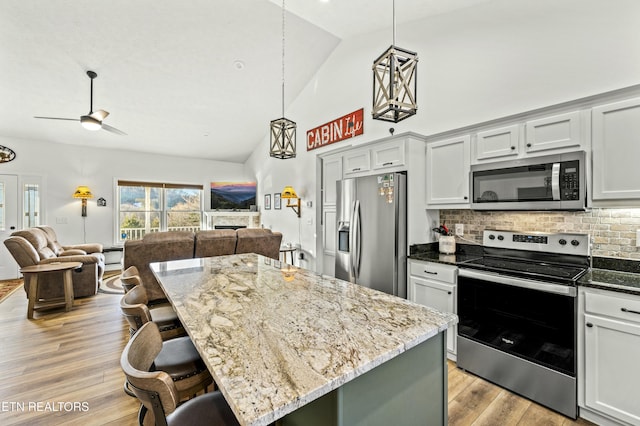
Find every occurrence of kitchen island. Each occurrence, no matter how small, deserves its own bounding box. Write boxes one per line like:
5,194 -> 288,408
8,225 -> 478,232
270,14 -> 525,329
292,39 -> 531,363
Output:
151,254 -> 457,426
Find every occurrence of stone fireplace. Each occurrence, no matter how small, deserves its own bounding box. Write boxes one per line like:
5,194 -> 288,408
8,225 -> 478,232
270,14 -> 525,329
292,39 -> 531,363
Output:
204,212 -> 260,230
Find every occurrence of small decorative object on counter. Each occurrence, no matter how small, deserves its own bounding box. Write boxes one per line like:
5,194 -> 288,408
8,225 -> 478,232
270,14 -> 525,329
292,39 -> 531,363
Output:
433,223 -> 455,254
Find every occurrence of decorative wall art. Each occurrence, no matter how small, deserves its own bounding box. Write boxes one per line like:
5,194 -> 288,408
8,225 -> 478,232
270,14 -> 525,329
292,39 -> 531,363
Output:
264,194 -> 271,210
274,193 -> 281,210
210,182 -> 257,210
307,108 -> 364,151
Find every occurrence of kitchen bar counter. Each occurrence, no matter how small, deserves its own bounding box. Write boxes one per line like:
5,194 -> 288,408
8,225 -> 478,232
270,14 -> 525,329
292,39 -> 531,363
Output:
151,254 -> 457,426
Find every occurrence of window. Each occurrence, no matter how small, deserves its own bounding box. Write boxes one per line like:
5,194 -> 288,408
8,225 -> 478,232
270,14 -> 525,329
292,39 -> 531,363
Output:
117,180 -> 203,242
23,183 -> 40,228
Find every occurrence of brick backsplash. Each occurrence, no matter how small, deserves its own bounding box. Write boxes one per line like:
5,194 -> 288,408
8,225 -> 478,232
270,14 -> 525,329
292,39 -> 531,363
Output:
440,209 -> 640,259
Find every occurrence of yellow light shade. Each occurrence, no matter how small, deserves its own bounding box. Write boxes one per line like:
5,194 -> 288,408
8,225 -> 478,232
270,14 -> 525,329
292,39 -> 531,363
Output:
281,186 -> 298,199
73,185 -> 93,199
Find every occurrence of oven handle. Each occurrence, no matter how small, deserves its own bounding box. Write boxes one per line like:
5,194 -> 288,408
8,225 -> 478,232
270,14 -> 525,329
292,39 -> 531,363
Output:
458,268 -> 577,297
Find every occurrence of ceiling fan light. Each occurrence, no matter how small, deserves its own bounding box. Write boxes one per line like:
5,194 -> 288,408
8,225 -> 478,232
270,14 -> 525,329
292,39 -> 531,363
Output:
80,115 -> 102,131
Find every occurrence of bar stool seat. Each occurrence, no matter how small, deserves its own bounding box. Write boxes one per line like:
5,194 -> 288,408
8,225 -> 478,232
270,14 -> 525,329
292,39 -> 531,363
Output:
167,391 -> 239,426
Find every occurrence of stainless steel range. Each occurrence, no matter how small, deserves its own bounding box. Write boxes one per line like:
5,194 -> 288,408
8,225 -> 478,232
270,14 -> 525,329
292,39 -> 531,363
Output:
456,229 -> 590,419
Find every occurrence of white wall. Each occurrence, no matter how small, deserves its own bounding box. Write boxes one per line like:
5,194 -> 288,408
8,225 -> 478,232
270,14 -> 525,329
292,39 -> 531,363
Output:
245,0 -> 640,272
1,135 -> 247,245
4,0 -> 639,273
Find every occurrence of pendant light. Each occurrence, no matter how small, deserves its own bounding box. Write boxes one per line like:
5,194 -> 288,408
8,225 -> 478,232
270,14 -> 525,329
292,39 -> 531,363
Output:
270,0 -> 296,159
372,0 -> 418,123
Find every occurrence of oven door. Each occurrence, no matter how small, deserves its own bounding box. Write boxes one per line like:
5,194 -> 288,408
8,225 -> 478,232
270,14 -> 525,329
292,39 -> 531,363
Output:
457,268 -> 576,376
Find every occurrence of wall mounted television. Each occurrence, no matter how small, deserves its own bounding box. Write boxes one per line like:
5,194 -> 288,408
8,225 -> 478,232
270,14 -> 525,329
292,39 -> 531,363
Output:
210,181 -> 256,210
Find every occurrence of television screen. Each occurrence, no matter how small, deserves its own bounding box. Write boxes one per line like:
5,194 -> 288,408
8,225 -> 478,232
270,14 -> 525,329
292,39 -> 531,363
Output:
210,181 -> 256,210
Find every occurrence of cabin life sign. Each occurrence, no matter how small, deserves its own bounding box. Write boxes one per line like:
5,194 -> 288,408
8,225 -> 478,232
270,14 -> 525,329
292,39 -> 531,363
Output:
307,108 -> 364,151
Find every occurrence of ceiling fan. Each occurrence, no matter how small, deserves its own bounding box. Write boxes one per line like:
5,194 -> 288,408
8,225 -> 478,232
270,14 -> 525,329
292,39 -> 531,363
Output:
34,70 -> 127,135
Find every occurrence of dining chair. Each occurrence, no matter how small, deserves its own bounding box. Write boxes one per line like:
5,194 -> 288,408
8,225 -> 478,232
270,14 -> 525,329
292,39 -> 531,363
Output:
120,284 -> 185,340
121,322 -> 237,426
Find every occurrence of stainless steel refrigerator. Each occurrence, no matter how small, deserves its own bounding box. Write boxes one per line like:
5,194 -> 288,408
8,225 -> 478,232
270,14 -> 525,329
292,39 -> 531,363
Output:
335,172 -> 407,298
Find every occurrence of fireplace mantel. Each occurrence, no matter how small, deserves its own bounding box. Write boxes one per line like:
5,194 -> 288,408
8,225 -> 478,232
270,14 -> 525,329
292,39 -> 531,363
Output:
204,211 -> 260,230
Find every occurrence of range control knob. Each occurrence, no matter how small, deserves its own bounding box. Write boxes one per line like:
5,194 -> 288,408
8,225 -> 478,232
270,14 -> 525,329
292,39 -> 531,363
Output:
559,239 -> 567,245
488,234 -> 495,240
497,235 -> 504,241
571,240 -> 580,246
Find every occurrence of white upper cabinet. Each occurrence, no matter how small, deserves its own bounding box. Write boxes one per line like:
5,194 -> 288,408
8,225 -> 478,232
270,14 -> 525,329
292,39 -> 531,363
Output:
372,139 -> 406,170
426,136 -> 470,207
473,124 -> 519,162
524,111 -> 581,153
322,154 -> 343,208
592,97 -> 640,201
343,147 -> 371,176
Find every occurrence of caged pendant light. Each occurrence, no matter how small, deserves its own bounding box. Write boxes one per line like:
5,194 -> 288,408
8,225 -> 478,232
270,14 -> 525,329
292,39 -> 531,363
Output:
270,0 -> 297,159
372,0 -> 418,123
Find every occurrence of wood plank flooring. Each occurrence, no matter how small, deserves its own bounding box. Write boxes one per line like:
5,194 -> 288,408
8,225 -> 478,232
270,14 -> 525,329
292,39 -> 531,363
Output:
0,285 -> 596,425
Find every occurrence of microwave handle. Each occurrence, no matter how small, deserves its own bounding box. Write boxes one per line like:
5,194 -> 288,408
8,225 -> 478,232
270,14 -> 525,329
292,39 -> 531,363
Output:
551,163 -> 561,200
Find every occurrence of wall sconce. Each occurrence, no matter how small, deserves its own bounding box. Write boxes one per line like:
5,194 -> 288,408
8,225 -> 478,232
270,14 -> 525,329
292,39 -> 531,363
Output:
73,185 -> 93,217
281,186 -> 301,217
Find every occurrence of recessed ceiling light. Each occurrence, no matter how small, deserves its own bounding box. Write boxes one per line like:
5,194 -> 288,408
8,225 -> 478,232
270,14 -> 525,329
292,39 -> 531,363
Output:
233,60 -> 245,70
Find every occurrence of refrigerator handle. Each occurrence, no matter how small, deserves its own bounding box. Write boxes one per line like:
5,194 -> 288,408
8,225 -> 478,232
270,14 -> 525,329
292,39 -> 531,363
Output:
353,200 -> 362,279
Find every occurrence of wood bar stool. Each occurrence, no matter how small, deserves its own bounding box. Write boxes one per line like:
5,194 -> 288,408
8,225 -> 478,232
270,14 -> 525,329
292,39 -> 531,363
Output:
20,261 -> 82,319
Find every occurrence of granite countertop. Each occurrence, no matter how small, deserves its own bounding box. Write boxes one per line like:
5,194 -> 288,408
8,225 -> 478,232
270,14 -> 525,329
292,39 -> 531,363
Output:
409,242 -> 640,296
578,269 -> 640,295
151,254 -> 457,426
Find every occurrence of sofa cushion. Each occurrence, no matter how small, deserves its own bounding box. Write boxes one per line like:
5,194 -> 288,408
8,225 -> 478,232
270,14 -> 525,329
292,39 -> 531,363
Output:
235,228 -> 282,260
194,230 -> 236,258
11,228 -> 56,260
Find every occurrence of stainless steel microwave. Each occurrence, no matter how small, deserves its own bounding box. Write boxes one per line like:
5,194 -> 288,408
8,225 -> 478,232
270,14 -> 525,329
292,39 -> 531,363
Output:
470,151 -> 586,210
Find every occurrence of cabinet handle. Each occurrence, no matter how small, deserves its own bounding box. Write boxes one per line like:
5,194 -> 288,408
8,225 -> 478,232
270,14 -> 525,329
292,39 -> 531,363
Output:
586,323 -> 593,328
526,143 -> 532,148
382,162 -> 393,166
423,270 -> 438,275
463,196 -> 468,200
510,146 -> 516,150
621,307 -> 640,315
352,167 -> 361,172
447,291 -> 452,295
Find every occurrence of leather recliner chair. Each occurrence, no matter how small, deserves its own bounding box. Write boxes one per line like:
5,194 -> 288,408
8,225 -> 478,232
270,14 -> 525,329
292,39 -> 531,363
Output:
4,227 -> 105,299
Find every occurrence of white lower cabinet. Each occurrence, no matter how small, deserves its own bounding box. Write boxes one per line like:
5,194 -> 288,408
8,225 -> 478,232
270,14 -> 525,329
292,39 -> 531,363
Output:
408,260 -> 457,359
580,288 -> 640,425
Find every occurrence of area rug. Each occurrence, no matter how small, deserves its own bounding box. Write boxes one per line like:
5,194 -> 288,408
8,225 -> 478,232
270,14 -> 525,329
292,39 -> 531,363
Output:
99,272 -> 125,295
0,279 -> 23,303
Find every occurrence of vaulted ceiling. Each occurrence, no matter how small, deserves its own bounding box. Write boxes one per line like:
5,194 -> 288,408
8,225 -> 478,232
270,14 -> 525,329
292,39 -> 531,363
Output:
0,0 -> 494,163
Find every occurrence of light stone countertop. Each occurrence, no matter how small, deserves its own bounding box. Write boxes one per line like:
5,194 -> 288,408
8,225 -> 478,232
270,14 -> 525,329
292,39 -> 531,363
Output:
151,254 -> 457,426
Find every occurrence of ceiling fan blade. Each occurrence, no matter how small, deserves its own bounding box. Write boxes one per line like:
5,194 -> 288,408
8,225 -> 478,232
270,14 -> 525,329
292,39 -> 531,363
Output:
101,123 -> 127,136
34,116 -> 80,121
90,109 -> 109,121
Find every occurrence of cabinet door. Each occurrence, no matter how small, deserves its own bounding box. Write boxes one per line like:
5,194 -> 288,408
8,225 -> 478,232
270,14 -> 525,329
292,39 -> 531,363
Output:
409,276 -> 456,355
372,140 -> 405,170
322,154 -> 343,207
426,136 -> 470,206
474,124 -> 519,162
343,148 -> 371,175
525,111 -> 581,153
592,97 -> 640,200
584,313 -> 640,425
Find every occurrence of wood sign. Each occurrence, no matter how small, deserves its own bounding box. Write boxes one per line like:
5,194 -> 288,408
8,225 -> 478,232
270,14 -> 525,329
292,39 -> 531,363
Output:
307,108 -> 364,151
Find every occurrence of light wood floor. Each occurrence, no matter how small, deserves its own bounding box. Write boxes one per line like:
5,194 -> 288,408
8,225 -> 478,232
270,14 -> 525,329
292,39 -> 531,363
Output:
0,287 -> 595,426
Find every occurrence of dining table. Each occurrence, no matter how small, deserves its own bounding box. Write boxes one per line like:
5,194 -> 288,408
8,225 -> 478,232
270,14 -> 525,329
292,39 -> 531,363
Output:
151,254 -> 457,426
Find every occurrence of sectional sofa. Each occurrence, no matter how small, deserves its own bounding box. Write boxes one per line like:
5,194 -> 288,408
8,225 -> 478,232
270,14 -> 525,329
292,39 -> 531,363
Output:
123,228 -> 282,302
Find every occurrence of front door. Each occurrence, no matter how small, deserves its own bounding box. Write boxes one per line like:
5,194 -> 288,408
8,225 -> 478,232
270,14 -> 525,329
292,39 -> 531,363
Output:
0,175 -> 19,279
